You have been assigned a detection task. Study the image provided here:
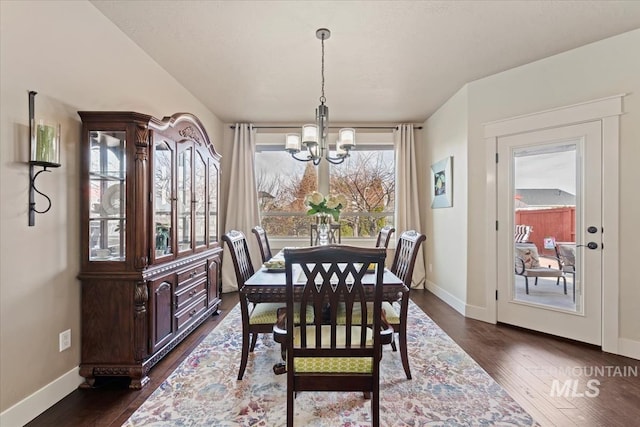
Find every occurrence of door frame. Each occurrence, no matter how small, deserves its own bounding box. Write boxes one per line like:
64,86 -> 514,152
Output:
483,94 -> 624,354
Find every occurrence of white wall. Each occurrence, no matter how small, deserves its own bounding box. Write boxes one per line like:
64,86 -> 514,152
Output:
426,28 -> 640,350
420,87 -> 469,313
0,1 -> 223,422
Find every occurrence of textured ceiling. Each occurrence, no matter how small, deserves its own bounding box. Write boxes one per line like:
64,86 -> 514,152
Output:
91,0 -> 640,124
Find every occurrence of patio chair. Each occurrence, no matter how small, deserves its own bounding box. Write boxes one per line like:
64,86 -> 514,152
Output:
514,243 -> 567,296
514,224 -> 533,243
555,241 -> 576,301
273,245 -> 392,427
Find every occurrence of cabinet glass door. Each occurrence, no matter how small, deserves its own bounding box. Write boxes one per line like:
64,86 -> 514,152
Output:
194,152 -> 206,247
154,139 -> 173,258
208,159 -> 218,244
88,130 -> 126,261
177,146 -> 192,252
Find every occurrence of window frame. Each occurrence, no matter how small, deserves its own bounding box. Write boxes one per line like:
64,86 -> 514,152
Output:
254,129 -> 396,247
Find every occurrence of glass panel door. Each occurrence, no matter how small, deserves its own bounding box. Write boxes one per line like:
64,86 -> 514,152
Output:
177,145 -> 192,252
208,160 -> 218,244
88,130 -> 126,261
497,121 -> 602,345
194,152 -> 206,247
513,143 -> 577,311
154,139 -> 173,258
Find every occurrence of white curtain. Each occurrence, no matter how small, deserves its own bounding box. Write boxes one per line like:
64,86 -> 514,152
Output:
221,123 -> 261,293
394,124 -> 426,288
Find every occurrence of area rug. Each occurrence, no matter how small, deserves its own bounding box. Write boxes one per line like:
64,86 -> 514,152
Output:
123,301 -> 538,426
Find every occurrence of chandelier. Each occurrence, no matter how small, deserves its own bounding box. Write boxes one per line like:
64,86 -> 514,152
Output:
285,28 -> 355,165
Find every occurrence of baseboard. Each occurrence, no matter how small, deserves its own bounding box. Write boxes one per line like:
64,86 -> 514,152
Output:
464,304 -> 493,323
617,337 -> 640,361
424,279 -> 466,316
0,366 -> 83,427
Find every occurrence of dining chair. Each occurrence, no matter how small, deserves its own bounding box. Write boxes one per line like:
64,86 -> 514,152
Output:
251,225 -> 273,263
385,230 -> 426,379
273,245 -> 392,427
222,230 -> 282,380
375,226 -> 395,249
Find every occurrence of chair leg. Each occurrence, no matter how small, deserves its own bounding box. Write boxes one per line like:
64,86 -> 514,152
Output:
287,389 -> 294,427
525,277 -> 529,294
238,297 -> 251,380
390,335 -> 397,352
238,329 -> 250,380
399,325 -> 411,380
562,276 -> 567,295
534,277 -> 539,286
398,294 -> 411,379
249,332 -> 258,352
372,388 -> 380,427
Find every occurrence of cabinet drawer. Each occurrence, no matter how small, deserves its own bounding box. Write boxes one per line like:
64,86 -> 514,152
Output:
175,279 -> 207,312
177,262 -> 207,288
175,296 -> 207,330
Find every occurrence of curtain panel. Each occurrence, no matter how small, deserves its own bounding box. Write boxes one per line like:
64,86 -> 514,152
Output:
394,124 -> 426,288
221,123 -> 261,293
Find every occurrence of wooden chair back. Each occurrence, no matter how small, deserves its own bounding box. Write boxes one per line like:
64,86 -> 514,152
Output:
390,230 -> 426,288
221,230 -> 254,285
375,226 -> 395,248
279,245 -> 389,427
251,226 -> 273,263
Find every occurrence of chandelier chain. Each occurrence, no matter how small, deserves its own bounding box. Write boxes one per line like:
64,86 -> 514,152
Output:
320,34 -> 326,104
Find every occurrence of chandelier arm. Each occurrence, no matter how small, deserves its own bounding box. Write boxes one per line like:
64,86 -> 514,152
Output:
324,155 -> 347,165
290,152 -> 315,162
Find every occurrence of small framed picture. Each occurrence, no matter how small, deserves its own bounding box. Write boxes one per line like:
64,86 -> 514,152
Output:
431,156 -> 453,208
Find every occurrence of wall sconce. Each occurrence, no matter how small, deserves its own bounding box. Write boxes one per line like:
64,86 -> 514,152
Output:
28,90 -> 61,226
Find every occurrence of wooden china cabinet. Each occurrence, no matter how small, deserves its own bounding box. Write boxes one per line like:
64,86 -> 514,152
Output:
77,111 -> 222,389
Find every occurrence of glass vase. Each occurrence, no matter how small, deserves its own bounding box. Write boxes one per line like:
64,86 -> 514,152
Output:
317,213 -> 330,245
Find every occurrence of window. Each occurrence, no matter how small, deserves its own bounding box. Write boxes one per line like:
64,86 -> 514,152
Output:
254,131 -> 395,241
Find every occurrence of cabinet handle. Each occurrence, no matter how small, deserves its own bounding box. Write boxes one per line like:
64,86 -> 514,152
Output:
190,271 -> 196,278
189,309 -> 197,317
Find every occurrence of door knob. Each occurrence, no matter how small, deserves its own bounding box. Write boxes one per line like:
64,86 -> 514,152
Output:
577,242 -> 599,249
587,226 -> 599,234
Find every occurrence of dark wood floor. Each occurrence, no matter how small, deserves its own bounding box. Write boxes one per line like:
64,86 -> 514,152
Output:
27,290 -> 639,427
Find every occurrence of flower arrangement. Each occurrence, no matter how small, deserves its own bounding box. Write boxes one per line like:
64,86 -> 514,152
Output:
304,191 -> 347,222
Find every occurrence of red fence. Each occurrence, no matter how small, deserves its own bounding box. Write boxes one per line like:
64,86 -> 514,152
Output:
515,207 -> 575,255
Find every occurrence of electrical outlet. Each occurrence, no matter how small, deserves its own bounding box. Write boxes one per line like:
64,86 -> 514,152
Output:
59,329 -> 71,352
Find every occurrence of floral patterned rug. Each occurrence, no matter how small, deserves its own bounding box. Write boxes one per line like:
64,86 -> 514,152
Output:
123,301 -> 538,426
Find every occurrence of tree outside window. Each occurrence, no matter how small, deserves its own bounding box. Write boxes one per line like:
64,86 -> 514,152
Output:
255,142 -> 394,240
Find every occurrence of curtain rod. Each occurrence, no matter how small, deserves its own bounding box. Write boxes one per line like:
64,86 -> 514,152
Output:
229,125 -> 422,130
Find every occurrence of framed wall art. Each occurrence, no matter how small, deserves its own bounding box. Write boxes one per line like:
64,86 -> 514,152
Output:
431,156 -> 453,208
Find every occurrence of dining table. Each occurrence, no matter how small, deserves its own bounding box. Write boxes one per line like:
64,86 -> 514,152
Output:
241,250 -> 408,306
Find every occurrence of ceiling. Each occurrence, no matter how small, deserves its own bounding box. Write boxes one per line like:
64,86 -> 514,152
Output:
91,1 -> 640,124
